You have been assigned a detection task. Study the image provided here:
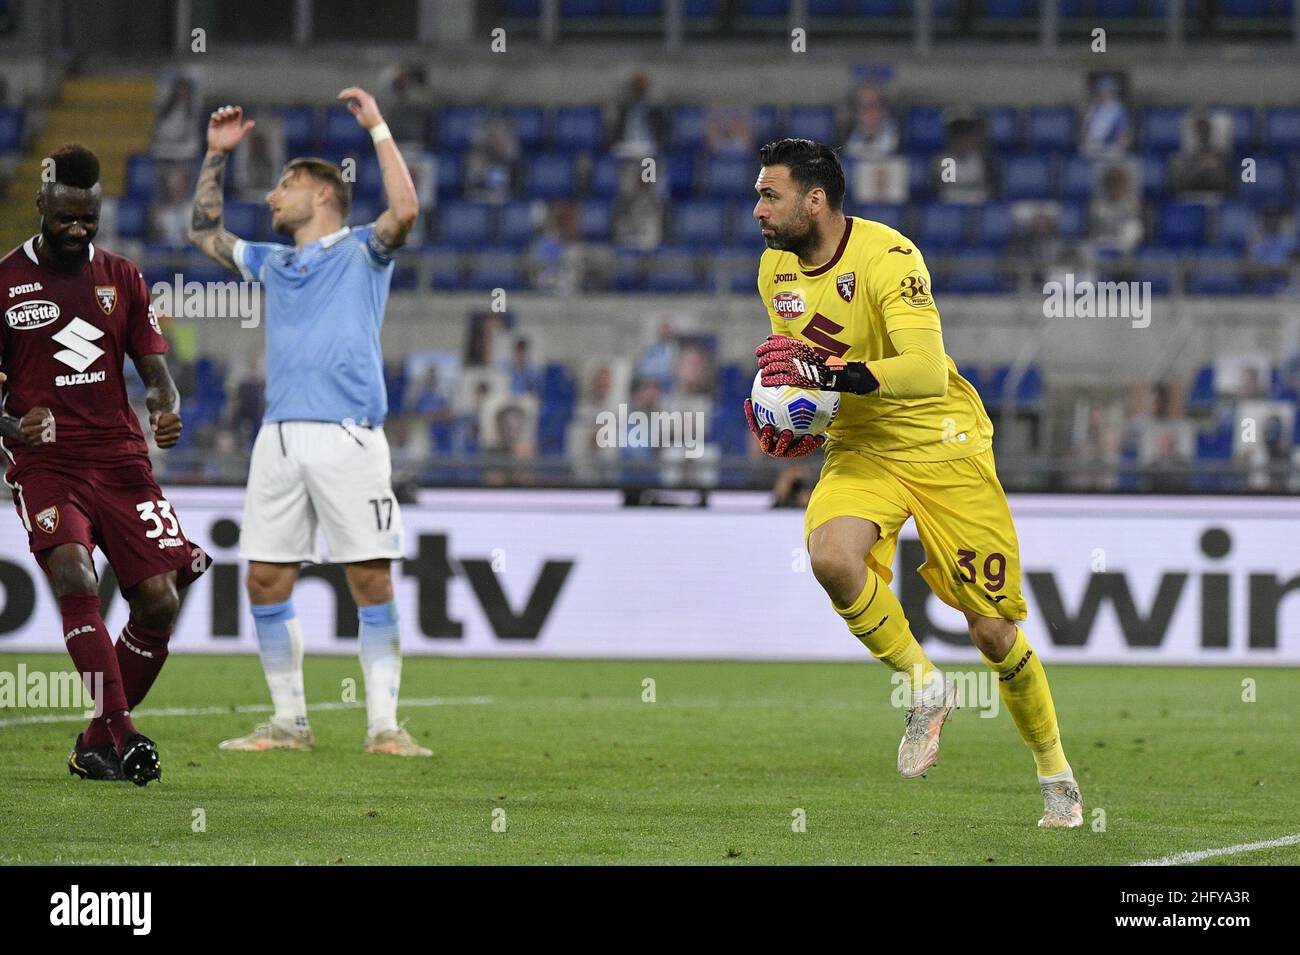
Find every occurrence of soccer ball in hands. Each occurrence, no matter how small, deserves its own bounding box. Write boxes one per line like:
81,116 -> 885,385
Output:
750,371 -> 840,437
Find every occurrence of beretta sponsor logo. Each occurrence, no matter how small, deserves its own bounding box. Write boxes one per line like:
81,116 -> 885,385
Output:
5,299 -> 61,330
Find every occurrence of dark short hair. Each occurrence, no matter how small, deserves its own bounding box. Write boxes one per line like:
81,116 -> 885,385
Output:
284,157 -> 352,219
758,138 -> 845,211
47,143 -> 101,190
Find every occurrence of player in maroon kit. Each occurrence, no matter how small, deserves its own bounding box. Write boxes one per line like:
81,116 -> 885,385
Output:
0,144 -> 208,786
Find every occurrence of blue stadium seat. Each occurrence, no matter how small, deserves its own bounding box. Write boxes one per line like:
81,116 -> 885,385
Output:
1061,156 -> 1093,200
1156,202 -> 1207,248
917,202 -> 968,250
973,202 -> 1013,250
124,153 -> 154,200
981,0 -> 1031,16
1188,248 -> 1245,295
505,0 -> 542,14
907,155 -> 934,198
684,0 -> 722,15
983,107 -> 1020,152
701,156 -> 754,197
324,106 -> 370,150
1215,201 -> 1255,249
743,0 -> 789,15
1059,200 -> 1087,239
1187,364 -> 1215,411
1140,107 -> 1186,154
354,155 -> 384,199
810,0 -> 841,14
646,247 -> 703,292
498,200 -> 538,248
947,251 -> 1007,294
506,106 -> 546,149
1002,155 -> 1054,199
589,154 -> 620,197
113,198 -> 148,240
0,107 -> 23,152
223,202 -> 261,238
617,0 -> 663,15
613,249 -> 647,290
277,106 -> 316,153
906,107 -> 946,152
524,154 -> 577,199
436,153 -> 461,199
1140,154 -> 1168,198
579,199 -> 613,240
1213,105 -> 1255,151
751,105 -> 780,144
787,106 -> 837,143
553,106 -> 603,152
729,203 -> 764,243
856,203 -> 905,231
1026,107 -> 1076,153
562,0 -> 605,14
1135,245 -> 1182,294
437,201 -> 495,246
667,152 -> 697,198
438,106 -> 485,152
671,199 -> 727,246
1241,155 -> 1288,206
670,105 -> 707,150
846,0 -> 906,12
465,251 -> 526,290
348,199 -> 380,228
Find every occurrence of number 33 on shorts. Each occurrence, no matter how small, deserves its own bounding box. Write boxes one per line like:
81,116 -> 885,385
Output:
136,499 -> 184,546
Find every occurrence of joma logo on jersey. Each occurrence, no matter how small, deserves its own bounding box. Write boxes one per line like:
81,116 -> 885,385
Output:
773,272 -> 797,283
772,291 -> 806,319
5,299 -> 60,330
52,318 -> 106,373
7,282 -> 42,298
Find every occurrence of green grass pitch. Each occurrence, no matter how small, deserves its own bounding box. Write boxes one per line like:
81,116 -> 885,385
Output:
1,653 -> 1297,865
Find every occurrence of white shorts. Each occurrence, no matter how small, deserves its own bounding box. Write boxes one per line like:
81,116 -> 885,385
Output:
239,420 -> 405,565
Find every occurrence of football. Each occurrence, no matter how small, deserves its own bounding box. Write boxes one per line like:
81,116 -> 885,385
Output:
750,370 -> 841,437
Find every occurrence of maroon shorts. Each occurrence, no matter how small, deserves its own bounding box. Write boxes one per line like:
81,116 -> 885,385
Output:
8,460 -> 209,595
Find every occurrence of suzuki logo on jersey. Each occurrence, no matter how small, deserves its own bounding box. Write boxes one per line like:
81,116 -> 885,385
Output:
95,285 -> 118,315
836,271 -> 856,302
772,290 -> 806,319
5,299 -> 60,330
52,317 -> 106,374
8,281 -> 42,298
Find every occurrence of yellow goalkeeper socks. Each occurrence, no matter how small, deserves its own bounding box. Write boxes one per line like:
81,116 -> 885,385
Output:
981,626 -> 1069,777
836,569 -> 934,693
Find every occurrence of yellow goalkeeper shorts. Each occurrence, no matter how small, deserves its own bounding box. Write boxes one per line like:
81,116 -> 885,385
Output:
803,446 -> 1027,620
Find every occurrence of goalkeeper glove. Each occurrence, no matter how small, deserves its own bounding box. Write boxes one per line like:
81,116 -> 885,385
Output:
743,398 -> 826,458
755,334 -> 879,394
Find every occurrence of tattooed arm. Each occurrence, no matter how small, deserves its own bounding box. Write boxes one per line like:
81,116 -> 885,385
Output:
188,105 -> 255,273
134,354 -> 183,449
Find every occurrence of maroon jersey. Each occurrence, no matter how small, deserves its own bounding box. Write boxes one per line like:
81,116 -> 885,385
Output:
0,236 -> 166,474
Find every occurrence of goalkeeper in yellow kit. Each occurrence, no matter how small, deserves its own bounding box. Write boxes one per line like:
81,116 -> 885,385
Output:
744,139 -> 1082,828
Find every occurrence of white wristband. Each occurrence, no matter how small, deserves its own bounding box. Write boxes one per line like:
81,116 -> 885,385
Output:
370,122 -> 392,144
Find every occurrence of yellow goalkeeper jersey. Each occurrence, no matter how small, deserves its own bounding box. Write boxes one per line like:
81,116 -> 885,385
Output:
757,215 -> 993,461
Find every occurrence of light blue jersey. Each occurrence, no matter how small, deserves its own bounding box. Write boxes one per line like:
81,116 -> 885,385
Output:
234,224 -> 394,426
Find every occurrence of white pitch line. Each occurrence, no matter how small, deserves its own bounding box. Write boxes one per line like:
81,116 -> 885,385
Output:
1131,833 -> 1300,866
0,696 -> 493,728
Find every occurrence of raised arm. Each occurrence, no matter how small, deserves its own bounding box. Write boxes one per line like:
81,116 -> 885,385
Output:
188,105 -> 256,273
338,87 -> 419,250
133,354 -> 183,449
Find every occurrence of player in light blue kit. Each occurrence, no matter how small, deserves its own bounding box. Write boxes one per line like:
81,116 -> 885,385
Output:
188,88 -> 428,756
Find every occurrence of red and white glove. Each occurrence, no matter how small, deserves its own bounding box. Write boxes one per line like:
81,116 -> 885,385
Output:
755,334 -> 878,394
743,398 -> 825,458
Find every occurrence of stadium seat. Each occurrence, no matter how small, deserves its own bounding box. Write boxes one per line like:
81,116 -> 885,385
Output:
1187,364 -> 1216,411
617,0 -> 663,16
1002,155 -> 1054,199
670,105 -> 707,150
113,198 -> 148,240
1139,154 -> 1168,198
438,106 -> 486,152
553,106 -> 604,152
983,107 -> 1020,152
436,201 -> 495,246
579,199 -> 613,240
973,202 -> 1012,250
277,106 -> 316,154
506,106 -> 546,149
906,107 -> 946,153
856,203 -> 905,231
667,151 -> 697,198
917,202 -> 968,250
1156,202 -> 1208,248
751,105 -> 780,143
354,155 -> 384,199
646,247 -> 703,292
524,153 -> 577,199
1241,155 -> 1288,206
743,0 -> 789,16
671,199 -> 727,246
1061,156 -> 1093,200
907,155 -> 934,199
701,156 -> 754,197
1214,105 -> 1256,152
947,251 -> 1008,294
323,106 -> 370,150
981,0 -> 1031,17
1026,107 -> 1076,153
1215,201 -> 1255,249
1135,245 -> 1182,294
613,249 -> 647,290
223,201 -> 261,238
124,153 -> 154,200
504,0 -> 542,14
498,200 -> 539,248
1140,107 -> 1187,154
787,106 -> 837,143
589,154 -> 620,197
728,203 -> 764,244
1059,200 -> 1087,239
465,251 -> 526,290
